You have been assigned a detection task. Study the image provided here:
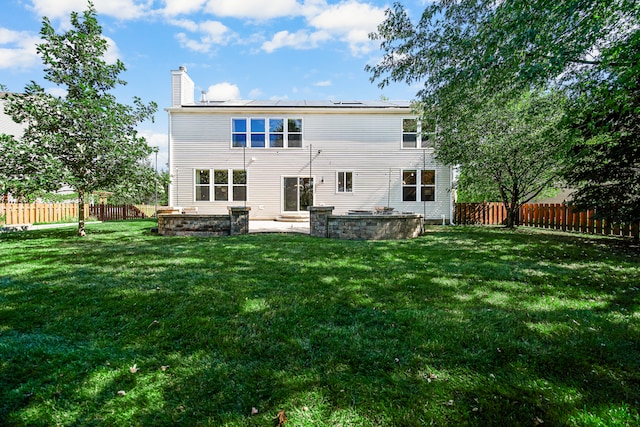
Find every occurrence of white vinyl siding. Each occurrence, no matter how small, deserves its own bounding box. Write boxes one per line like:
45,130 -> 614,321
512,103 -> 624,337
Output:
170,109 -> 452,220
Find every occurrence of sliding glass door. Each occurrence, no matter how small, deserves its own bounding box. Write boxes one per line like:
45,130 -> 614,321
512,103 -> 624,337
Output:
283,177 -> 313,212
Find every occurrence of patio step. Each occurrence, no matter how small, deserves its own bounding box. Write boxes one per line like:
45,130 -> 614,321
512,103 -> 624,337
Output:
275,214 -> 309,222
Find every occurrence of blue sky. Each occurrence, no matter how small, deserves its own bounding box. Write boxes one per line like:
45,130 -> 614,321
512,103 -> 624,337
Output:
0,0 -> 425,168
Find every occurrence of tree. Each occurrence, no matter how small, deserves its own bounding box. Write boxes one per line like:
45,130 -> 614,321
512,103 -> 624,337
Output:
107,165 -> 170,206
434,89 -> 571,227
367,0 -> 639,222
563,45 -> 640,222
0,2 -> 157,236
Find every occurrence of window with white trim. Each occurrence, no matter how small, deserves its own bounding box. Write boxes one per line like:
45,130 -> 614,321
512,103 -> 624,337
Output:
288,118 -> 302,148
232,117 -> 302,148
195,169 -> 210,201
232,119 -> 247,147
402,118 -> 436,149
337,171 -> 353,193
195,169 -> 246,202
402,169 -> 436,202
214,169 -> 229,201
250,119 -> 266,148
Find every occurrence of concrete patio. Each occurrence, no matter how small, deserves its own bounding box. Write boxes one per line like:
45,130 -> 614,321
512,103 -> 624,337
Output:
249,220 -> 310,234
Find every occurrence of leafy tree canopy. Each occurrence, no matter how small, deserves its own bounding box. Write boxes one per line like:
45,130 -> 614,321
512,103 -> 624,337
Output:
368,0 -> 639,222
435,88 -> 572,227
0,1 -> 157,235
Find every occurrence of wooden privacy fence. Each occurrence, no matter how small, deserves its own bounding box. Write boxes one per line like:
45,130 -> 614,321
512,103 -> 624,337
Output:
1,203 -> 157,225
455,202 -> 640,239
1,202 -> 85,225
88,204 -> 151,221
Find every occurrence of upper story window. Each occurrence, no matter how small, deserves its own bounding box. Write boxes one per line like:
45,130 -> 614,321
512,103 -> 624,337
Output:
232,119 -> 247,148
250,119 -> 266,148
232,117 -> 302,148
288,119 -> 302,148
402,118 -> 436,149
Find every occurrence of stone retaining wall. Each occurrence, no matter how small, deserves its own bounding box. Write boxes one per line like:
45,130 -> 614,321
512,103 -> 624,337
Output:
158,207 -> 250,236
309,206 -> 423,240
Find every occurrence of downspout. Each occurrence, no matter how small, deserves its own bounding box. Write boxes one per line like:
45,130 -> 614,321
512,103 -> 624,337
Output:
449,165 -> 456,225
167,109 -> 174,207
423,149 -> 426,220
387,168 -> 391,208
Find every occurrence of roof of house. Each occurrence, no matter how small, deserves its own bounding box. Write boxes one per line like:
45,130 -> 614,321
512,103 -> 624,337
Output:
181,99 -> 412,109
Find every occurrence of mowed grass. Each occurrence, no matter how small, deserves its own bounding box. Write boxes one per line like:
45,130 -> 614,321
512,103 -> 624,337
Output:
0,221 -> 638,426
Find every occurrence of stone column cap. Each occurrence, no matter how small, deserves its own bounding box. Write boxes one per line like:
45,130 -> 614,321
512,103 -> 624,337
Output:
228,206 -> 251,213
308,206 -> 334,212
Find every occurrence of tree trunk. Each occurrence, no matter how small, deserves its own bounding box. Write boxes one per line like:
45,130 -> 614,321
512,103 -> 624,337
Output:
505,204 -> 519,228
78,190 -> 86,237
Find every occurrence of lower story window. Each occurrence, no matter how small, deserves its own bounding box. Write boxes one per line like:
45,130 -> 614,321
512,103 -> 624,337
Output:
196,169 -> 247,202
402,169 -> 435,202
337,171 -> 353,193
232,170 -> 247,201
195,169 -> 210,201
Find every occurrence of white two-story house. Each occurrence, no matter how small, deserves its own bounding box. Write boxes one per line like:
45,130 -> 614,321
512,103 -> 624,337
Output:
167,67 -> 454,222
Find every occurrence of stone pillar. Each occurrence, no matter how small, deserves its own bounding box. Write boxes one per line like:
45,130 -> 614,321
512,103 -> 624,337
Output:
308,206 -> 334,238
228,207 -> 251,235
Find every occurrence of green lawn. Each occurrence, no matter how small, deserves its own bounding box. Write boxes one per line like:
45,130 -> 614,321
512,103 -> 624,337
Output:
1,221 -> 638,426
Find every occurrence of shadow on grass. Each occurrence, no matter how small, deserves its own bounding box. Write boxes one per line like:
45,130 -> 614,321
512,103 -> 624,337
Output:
0,224 -> 638,425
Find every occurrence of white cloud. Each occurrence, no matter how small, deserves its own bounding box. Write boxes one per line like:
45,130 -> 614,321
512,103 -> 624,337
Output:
204,0 -> 302,20
103,36 -> 122,64
169,18 -> 200,32
248,88 -> 264,99
299,0 -> 329,18
173,20 -> 233,53
140,129 -> 169,171
206,82 -> 241,100
200,21 -> 232,44
262,29 -> 330,53
0,28 -> 40,70
175,33 -> 210,53
314,80 -> 332,87
257,1 -> 385,55
45,87 -> 68,97
162,0 -> 206,16
309,1 -> 385,55
29,0 -> 150,20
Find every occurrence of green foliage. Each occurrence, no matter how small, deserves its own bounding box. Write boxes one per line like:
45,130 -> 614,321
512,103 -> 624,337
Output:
564,45 -> 640,222
455,168 -> 500,203
35,192 -> 79,203
0,223 -> 638,425
368,0 -> 640,222
0,2 -> 157,236
107,164 -> 170,205
437,89 -> 571,226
